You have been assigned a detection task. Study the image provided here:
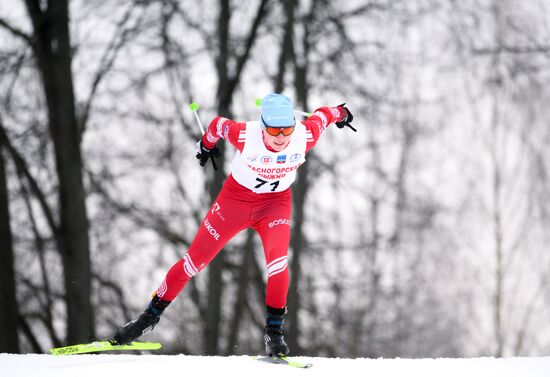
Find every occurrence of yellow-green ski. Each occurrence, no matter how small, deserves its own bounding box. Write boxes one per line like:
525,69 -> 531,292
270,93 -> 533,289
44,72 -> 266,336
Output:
254,354 -> 313,368
49,341 -> 161,356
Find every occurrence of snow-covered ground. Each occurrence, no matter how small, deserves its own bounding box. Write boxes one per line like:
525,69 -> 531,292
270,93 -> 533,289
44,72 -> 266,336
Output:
2,353 -> 550,377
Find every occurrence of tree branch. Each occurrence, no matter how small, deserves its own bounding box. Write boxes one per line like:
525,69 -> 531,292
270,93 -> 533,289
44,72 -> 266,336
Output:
80,1 -> 149,135
224,0 -> 271,103
472,45 -> 550,56
87,169 -> 191,248
18,314 -> 43,353
0,17 -> 33,44
0,119 -> 59,238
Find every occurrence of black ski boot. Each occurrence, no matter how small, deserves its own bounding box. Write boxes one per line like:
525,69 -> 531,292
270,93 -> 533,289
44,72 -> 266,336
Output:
112,294 -> 170,345
264,305 -> 290,356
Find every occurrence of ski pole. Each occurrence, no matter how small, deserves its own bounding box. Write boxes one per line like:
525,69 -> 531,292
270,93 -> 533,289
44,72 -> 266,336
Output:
254,98 -> 311,118
188,102 -> 220,170
188,102 -> 205,135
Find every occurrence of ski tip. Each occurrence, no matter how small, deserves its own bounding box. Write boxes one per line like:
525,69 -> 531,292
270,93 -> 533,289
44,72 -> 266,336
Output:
254,354 -> 313,368
133,341 -> 162,350
189,102 -> 199,111
255,98 -> 262,107
278,354 -> 313,368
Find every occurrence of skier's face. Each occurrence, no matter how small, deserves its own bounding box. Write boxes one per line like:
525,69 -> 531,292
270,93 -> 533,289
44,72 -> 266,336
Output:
262,128 -> 292,151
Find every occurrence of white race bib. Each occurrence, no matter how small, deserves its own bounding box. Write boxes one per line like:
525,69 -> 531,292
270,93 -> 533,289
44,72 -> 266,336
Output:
231,121 -> 307,193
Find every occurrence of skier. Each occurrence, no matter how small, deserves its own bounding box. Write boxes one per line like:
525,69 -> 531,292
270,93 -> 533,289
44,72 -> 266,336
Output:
112,93 -> 355,356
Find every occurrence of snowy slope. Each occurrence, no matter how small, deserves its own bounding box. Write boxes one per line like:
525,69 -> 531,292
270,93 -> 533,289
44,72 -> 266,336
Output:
2,353 -> 550,377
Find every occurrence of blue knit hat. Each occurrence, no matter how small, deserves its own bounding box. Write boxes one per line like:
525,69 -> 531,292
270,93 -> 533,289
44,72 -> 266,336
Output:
261,93 -> 295,127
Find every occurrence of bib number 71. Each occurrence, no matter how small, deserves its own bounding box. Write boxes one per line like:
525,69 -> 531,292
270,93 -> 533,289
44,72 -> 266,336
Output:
255,178 -> 280,192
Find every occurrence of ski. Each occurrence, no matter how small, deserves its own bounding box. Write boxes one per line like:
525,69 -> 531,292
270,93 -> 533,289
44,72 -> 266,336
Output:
254,355 -> 313,368
49,341 -> 162,356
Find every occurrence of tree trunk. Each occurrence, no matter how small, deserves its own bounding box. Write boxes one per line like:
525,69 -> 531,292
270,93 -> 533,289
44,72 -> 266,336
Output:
226,229 -> 256,354
268,0 -> 301,353
204,0 -> 269,355
0,142 -> 19,353
274,0 -> 297,92
24,0 -> 94,343
287,163 -> 309,354
287,36 -> 310,354
490,2 -> 505,357
202,0 -> 230,356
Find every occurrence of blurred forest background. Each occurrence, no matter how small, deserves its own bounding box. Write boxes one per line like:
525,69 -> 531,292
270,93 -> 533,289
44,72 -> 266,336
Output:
1,0 -> 550,358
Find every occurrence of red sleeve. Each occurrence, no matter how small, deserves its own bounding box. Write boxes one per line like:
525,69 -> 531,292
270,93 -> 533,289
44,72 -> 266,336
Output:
201,116 -> 246,152
303,106 -> 346,153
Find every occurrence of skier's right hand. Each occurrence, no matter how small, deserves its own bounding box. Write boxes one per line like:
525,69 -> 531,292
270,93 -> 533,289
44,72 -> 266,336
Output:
196,140 -> 221,170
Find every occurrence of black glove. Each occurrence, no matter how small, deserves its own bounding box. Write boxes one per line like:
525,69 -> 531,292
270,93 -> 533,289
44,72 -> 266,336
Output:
335,103 -> 356,132
196,140 -> 221,170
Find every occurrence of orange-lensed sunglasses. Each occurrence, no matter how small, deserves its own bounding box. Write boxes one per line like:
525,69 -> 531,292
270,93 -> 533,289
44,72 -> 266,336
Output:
264,126 -> 295,136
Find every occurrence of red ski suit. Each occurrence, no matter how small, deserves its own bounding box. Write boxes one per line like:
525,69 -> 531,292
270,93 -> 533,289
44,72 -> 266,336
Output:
156,106 -> 345,309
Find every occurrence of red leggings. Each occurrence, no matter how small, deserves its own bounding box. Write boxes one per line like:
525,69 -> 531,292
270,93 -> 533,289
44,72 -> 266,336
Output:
156,175 -> 291,309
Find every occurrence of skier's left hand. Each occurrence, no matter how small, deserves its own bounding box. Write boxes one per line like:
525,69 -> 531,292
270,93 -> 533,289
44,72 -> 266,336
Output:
335,104 -> 356,132
196,140 -> 221,170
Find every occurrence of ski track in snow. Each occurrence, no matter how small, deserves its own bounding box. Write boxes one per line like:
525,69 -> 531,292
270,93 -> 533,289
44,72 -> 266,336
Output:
2,353 -> 550,377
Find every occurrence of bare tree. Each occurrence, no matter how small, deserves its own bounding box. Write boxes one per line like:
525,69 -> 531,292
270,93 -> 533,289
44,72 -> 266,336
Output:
22,0 -> 93,343
0,120 -> 19,353
445,0 -> 550,356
